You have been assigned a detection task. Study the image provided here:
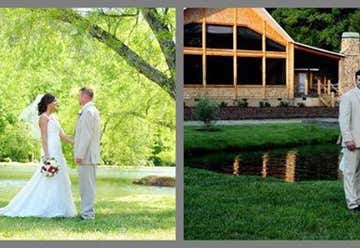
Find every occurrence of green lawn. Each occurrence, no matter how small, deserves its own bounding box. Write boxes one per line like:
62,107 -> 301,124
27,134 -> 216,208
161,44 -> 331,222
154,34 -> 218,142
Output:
184,167 -> 355,240
184,124 -> 340,154
0,164 -> 175,240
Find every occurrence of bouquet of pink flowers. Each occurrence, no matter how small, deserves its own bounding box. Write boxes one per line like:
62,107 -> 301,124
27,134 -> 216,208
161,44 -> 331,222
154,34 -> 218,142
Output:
41,157 -> 59,177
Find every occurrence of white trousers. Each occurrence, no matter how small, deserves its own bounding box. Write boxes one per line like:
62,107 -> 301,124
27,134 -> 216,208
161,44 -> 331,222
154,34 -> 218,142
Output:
342,148 -> 360,209
78,165 -> 96,219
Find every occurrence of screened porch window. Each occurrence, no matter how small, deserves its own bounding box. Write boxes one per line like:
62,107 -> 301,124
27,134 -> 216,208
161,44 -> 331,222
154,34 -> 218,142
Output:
266,38 -> 286,52
183,18 -> 288,87
237,57 -> 262,85
237,27 -> 262,50
184,23 -> 202,47
184,55 -> 202,84
206,24 -> 233,49
266,58 -> 286,85
206,55 -> 233,85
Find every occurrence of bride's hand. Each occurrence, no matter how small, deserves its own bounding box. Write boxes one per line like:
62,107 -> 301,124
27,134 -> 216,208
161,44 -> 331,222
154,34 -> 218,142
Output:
60,130 -> 74,145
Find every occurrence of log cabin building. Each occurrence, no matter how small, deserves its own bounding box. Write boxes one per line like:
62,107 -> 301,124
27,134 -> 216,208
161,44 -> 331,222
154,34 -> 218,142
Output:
184,8 -> 360,107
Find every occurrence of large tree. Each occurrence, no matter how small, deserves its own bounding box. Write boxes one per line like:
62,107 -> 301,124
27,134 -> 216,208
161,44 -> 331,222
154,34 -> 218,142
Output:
268,8 -> 360,52
41,8 -> 176,99
0,8 -> 175,166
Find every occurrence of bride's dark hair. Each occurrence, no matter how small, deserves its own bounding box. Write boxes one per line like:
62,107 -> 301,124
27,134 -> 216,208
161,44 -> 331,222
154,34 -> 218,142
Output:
38,93 -> 56,116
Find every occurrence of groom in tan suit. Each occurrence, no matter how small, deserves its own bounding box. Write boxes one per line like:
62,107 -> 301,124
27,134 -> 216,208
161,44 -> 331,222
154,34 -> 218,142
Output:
74,87 -> 101,220
339,70 -> 360,212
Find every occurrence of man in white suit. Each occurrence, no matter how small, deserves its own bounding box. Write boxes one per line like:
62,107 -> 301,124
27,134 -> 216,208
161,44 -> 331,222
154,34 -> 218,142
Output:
74,87 -> 101,220
339,70 -> 360,212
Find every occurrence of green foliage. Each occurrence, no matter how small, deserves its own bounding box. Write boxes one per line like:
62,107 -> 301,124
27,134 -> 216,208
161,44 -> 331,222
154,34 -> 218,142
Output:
193,98 -> 219,129
0,123 -> 40,163
278,101 -> 289,107
297,102 -> 306,107
267,8 -> 360,51
0,8 -> 175,166
236,99 -> 248,108
218,101 -> 228,108
259,101 -> 271,108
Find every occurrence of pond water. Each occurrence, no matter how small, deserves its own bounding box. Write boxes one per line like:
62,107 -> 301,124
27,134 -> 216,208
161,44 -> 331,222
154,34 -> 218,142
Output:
0,165 -> 176,193
185,144 -> 343,182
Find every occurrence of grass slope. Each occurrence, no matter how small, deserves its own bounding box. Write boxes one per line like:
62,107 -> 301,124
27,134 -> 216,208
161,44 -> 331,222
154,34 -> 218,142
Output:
0,165 -> 175,240
184,124 -> 340,154
184,167 -> 355,240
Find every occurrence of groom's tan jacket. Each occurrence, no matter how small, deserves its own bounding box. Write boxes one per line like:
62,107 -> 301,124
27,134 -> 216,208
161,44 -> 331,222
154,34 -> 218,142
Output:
74,102 -> 101,165
339,87 -> 360,148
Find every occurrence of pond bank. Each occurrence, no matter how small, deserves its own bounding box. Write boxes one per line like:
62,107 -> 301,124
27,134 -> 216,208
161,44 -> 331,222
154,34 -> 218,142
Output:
185,123 -> 340,154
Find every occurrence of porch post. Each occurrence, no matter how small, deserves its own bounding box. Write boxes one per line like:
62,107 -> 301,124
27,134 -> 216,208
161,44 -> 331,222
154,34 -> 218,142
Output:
202,9 -> 206,90
262,20 -> 266,98
233,9 -> 237,101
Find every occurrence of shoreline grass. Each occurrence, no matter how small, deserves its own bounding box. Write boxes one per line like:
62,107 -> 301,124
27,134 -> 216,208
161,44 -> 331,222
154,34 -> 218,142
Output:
0,165 -> 175,240
185,124 -> 340,154
184,167 -> 354,240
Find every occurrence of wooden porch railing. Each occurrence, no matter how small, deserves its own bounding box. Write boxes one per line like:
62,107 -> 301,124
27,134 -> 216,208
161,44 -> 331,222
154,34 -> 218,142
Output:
317,79 -> 338,107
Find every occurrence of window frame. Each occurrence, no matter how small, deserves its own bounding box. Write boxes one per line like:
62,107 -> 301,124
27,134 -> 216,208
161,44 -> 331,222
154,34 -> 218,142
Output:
184,21 -> 288,87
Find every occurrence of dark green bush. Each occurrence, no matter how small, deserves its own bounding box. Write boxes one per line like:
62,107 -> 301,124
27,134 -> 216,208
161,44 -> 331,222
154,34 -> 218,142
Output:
193,97 -> 219,129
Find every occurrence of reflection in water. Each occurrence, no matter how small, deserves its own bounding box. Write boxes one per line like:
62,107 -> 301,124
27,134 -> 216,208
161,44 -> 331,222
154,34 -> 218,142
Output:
233,157 -> 240,176
285,151 -> 297,182
185,144 -> 342,182
262,153 -> 269,178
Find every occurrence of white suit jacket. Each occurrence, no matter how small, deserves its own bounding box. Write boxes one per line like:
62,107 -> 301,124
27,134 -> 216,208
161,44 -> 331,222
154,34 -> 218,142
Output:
74,102 -> 101,165
339,87 -> 360,147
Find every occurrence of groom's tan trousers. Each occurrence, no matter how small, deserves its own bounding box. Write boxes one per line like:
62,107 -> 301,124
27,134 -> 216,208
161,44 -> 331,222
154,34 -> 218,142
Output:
342,148 -> 360,209
78,165 -> 96,219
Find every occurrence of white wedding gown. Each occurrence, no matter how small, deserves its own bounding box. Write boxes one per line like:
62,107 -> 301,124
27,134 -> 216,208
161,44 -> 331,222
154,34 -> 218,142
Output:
0,114 -> 77,218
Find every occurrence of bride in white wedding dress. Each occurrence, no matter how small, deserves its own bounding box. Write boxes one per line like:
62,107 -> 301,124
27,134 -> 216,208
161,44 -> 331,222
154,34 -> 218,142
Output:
0,93 -> 77,218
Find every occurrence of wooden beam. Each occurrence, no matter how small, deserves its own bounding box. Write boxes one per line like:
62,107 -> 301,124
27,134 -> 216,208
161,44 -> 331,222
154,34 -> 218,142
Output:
266,52 -> 287,58
234,8 -> 238,100
288,42 -> 295,99
305,73 -> 309,96
286,41 -> 289,98
262,20 -> 266,98
294,44 -> 342,61
235,50 -> 287,57
184,48 -> 202,55
236,51 -> 263,57
206,50 -> 234,56
202,9 -> 206,88
201,85 -> 235,88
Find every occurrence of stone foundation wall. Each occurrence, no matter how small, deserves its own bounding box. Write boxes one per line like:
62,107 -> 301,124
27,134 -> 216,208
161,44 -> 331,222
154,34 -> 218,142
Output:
339,32 -> 360,94
184,106 -> 339,120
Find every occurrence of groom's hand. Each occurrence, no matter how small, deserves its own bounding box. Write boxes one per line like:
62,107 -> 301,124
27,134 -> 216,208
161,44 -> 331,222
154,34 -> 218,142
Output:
75,158 -> 83,164
345,141 -> 356,151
